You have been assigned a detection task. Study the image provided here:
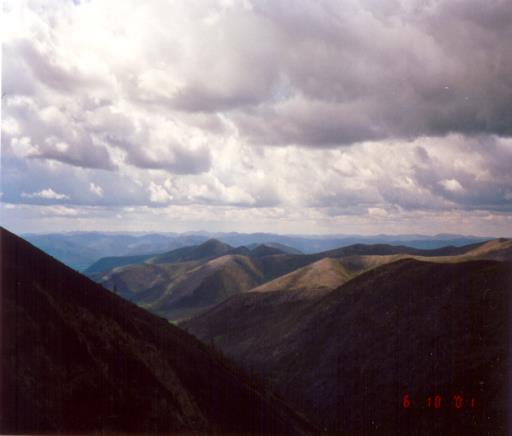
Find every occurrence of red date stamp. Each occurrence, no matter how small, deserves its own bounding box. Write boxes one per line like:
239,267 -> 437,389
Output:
402,394 -> 475,410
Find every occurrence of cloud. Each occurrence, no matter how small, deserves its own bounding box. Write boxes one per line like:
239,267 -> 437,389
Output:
439,179 -> 464,193
21,188 -> 70,200
148,181 -> 173,203
5,0 -> 510,157
368,207 -> 388,218
124,141 -> 212,174
3,201 -> 512,237
2,96 -> 116,170
2,0 -> 511,235
236,0 -> 512,146
41,205 -> 80,216
89,182 -> 104,197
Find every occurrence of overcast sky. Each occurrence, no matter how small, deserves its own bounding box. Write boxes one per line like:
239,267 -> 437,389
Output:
1,0 -> 511,236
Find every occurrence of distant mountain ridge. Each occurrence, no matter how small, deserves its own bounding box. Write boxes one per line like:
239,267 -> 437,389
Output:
246,242 -> 303,255
87,237 -> 489,275
89,252 -> 313,321
21,230 -> 492,271
85,239 -> 293,274
320,241 -> 484,258
87,238 -> 510,321
152,239 -> 236,264
22,232 -> 210,271
251,244 -> 293,257
0,227 -> 315,434
84,252 -> 157,275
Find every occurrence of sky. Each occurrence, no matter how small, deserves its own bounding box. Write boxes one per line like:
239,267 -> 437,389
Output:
1,0 -> 512,236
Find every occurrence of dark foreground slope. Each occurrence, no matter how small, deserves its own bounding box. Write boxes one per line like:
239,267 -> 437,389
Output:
0,227 -> 314,434
185,258 -> 512,435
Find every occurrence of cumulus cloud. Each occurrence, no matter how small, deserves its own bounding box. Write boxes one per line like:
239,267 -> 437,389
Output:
368,207 -> 388,218
237,0 -> 512,146
21,188 -> 70,200
6,0 -> 510,156
439,179 -> 464,193
89,182 -> 104,197
2,0 -> 512,235
148,181 -> 174,203
41,205 -> 80,216
2,96 -> 116,170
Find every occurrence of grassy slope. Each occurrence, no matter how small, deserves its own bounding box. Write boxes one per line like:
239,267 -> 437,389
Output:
93,238 -> 511,322
184,258 -> 512,435
250,257 -> 353,297
95,251 -> 317,321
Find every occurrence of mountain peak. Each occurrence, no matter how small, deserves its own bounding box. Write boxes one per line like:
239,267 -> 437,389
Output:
251,244 -> 285,257
199,238 -> 230,248
198,238 -> 232,253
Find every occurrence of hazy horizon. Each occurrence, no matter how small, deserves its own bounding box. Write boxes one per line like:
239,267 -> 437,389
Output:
9,225 -> 503,240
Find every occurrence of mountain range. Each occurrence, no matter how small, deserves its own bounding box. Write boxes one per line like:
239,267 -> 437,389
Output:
5,225 -> 510,434
87,240 -> 317,321
87,237 -> 510,322
183,245 -> 512,434
0,227 -> 315,434
22,230 -> 491,272
21,232 -> 209,271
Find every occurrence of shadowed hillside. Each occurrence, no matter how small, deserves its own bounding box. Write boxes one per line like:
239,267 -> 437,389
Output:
22,231 -> 491,272
0,227 -> 315,434
247,242 -> 303,255
88,238 -> 511,322
84,252 -> 156,275
93,254 -> 264,320
89,244 -> 318,321
88,238 -> 493,275
85,238 -> 251,274
319,241 -> 485,258
250,257 -> 353,297
152,239 -> 235,264
184,258 -> 512,435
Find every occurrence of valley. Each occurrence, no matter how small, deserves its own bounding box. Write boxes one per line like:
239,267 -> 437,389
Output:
4,227 -> 510,434
87,237 -> 511,322
1,227 -> 315,434
5,1 -> 510,434
183,258 -> 511,434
